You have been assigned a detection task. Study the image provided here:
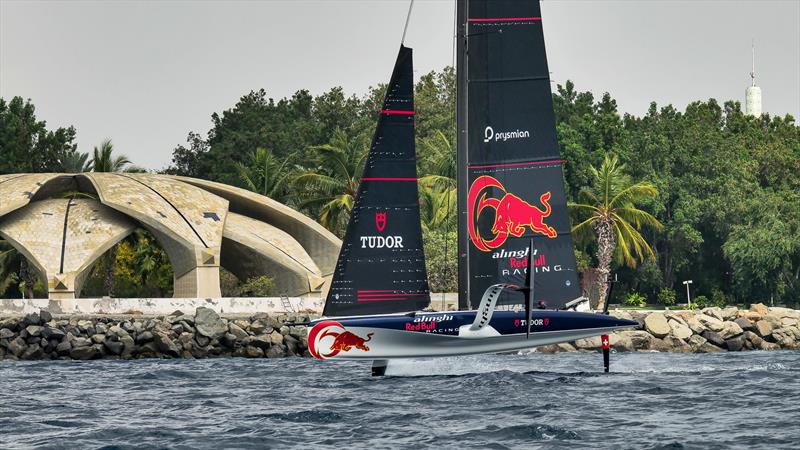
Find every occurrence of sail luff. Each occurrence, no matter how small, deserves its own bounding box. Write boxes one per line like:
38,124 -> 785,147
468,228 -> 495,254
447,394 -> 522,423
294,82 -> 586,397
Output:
456,0 -> 471,310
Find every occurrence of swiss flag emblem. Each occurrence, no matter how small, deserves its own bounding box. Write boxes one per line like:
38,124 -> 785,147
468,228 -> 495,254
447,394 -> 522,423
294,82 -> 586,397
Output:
375,212 -> 387,232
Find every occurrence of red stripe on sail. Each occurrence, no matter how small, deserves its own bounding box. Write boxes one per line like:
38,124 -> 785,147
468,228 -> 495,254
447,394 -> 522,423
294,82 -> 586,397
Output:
360,177 -> 418,181
380,109 -> 415,115
358,293 -> 429,298
468,17 -> 541,23
469,159 -> 565,170
358,297 -> 408,302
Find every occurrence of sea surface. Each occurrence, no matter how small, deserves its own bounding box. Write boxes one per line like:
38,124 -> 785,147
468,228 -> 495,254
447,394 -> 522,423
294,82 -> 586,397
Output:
1,351 -> 798,449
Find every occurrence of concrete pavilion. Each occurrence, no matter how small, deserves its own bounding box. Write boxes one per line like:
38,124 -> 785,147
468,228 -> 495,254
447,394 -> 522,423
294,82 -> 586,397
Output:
0,173 -> 341,299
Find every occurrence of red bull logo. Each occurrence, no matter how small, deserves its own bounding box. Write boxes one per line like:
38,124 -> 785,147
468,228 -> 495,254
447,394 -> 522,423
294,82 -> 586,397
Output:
467,175 -> 557,252
308,321 -> 373,359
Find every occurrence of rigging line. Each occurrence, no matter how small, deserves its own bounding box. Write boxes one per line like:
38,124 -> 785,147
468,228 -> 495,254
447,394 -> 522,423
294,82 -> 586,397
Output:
440,0 -> 458,311
401,0 -> 415,45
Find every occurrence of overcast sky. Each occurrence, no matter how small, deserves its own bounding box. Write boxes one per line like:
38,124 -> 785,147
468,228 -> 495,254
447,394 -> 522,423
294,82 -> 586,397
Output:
2,0 -> 798,170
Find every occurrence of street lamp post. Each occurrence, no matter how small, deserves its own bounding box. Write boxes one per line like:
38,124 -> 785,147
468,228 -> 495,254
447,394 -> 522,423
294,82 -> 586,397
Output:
683,280 -> 693,308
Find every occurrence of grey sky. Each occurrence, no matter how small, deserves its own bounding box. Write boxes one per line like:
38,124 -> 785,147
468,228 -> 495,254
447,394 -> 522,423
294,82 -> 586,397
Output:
2,0 -> 798,171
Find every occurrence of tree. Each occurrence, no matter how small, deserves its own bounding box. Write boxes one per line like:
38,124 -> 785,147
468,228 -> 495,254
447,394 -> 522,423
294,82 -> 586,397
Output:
235,147 -> 293,203
91,139 -> 141,172
60,151 -> 93,173
0,96 -> 77,174
293,129 -> 367,235
0,240 -> 19,296
569,154 -> 663,310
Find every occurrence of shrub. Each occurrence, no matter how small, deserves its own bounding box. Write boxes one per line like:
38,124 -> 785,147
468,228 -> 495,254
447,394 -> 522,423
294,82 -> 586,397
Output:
711,288 -> 726,307
624,292 -> 647,308
657,288 -> 676,306
240,275 -> 275,297
423,230 -> 457,292
693,295 -> 709,309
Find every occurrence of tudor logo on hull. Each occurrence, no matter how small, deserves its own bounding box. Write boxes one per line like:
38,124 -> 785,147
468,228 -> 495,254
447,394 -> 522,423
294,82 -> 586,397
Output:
467,175 -> 557,252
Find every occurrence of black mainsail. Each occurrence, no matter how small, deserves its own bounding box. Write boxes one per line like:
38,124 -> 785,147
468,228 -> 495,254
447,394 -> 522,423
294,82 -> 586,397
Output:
458,0 -> 580,310
323,45 -> 431,317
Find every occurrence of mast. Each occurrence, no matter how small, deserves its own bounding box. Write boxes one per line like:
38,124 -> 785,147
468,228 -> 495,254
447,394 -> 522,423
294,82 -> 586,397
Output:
456,0 -> 470,310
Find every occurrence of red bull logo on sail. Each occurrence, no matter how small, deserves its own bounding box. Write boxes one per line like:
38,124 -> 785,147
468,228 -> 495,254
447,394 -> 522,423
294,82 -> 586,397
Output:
467,175 -> 557,252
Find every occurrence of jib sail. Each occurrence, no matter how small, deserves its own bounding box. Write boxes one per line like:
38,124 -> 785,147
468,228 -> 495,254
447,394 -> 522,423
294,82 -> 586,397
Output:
323,45 -> 431,317
458,0 -> 580,309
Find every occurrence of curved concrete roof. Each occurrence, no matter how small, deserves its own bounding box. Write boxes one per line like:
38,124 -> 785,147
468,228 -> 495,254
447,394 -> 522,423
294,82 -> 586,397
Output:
0,173 -> 341,299
0,199 -> 135,298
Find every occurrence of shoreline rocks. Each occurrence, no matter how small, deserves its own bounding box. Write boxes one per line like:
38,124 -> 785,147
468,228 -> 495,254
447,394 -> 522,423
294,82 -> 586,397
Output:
537,304 -> 800,354
0,307 -> 310,361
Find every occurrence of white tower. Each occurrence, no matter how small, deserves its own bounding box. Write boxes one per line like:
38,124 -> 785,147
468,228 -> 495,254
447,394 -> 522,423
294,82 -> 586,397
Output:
745,41 -> 762,116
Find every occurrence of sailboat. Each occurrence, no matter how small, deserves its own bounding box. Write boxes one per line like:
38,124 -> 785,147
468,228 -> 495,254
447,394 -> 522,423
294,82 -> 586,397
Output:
308,0 -> 636,374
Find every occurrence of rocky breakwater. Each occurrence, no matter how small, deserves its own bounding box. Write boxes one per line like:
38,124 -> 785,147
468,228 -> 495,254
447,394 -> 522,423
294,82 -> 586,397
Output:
0,307 -> 310,361
539,304 -> 800,354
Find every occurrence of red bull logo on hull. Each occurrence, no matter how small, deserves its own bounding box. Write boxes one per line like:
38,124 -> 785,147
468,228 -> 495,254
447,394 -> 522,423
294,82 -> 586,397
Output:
308,321 -> 373,359
468,175 -> 558,252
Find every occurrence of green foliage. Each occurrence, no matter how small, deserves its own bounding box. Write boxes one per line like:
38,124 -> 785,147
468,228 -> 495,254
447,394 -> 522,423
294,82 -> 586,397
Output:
91,139 -> 142,172
711,288 -> 727,307
624,292 -> 647,308
693,295 -> 709,309
235,147 -> 293,202
423,230 -> 457,292
240,275 -> 275,297
0,96 -> 77,174
657,288 -> 676,306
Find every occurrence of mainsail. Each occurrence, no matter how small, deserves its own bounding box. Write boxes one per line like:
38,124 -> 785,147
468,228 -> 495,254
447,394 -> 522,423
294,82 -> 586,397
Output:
323,45 -> 431,317
458,0 -> 580,309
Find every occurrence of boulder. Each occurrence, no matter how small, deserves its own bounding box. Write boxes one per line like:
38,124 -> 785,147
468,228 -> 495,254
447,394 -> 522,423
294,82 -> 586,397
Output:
744,331 -> 764,347
228,323 -> 249,340
103,339 -> 124,355
245,345 -> 264,358
7,337 -> 26,357
685,315 -> 707,335
250,335 -> 271,350
154,332 -> 180,357
39,310 -> 53,323
21,344 -> 43,360
618,330 -> 654,351
741,311 -> 762,322
135,331 -> 154,344
195,334 -> 211,347
733,317 -> 754,332
720,307 -> 739,321
220,333 -> 238,348
750,303 -> 769,316
56,341 -> 72,356
194,307 -> 227,339
71,336 -> 92,348
668,319 -> 693,340
719,321 -> 744,340
119,335 -> 136,358
662,336 -> 692,353
702,307 -> 724,321
701,330 -> 725,347
70,345 -> 98,360
759,340 -> 780,351
557,342 -> 577,352
23,312 -> 41,326
609,332 -> 634,352
687,334 -> 707,351
766,307 -> 800,320
269,330 -> 284,346
697,342 -> 725,353
266,345 -> 285,358
725,336 -> 746,352
696,314 -> 724,332
755,320 -> 773,338
644,313 -> 671,338
0,328 -> 14,339
610,311 -> 634,321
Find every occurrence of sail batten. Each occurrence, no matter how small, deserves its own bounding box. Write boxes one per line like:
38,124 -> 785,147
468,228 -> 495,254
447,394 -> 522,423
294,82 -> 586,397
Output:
459,0 -> 581,310
323,45 -> 431,317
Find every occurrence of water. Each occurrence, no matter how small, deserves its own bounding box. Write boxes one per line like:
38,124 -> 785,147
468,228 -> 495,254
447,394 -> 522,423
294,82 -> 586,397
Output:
1,351 -> 798,449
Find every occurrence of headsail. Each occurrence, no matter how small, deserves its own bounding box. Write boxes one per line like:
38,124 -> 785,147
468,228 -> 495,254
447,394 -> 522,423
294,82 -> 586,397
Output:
323,45 -> 431,317
458,0 -> 580,309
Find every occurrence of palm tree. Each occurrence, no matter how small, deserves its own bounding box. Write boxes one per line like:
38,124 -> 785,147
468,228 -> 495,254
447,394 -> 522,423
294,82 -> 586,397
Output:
60,151 -> 93,173
419,182 -> 456,232
91,139 -> 143,173
419,130 -> 456,191
235,147 -> 293,202
293,129 -> 367,236
569,154 -> 663,310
